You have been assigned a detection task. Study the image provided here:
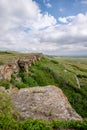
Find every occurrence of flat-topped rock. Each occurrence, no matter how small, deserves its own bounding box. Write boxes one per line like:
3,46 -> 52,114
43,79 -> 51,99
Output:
11,85 -> 82,121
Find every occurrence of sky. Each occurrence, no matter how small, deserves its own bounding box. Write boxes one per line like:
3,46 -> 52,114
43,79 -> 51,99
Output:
0,0 -> 87,56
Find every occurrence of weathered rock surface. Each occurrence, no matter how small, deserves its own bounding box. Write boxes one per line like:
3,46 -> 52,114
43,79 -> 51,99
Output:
11,85 -> 82,121
18,53 -> 42,73
0,53 -> 42,81
0,64 -> 13,80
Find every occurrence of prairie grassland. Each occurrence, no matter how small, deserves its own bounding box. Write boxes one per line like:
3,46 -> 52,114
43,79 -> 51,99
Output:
54,56 -> 87,86
0,52 -> 87,118
0,51 -> 32,64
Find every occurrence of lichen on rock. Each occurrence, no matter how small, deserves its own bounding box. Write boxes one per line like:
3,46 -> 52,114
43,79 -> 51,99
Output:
11,85 -> 82,121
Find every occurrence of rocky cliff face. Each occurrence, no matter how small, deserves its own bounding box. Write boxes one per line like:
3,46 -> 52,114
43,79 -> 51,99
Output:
11,85 -> 82,121
0,65 -> 13,81
0,53 -> 42,81
18,54 -> 41,73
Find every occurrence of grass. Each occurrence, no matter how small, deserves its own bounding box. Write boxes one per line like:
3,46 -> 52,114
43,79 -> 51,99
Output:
0,90 -> 87,129
0,52 -> 87,129
0,81 -> 10,89
10,55 -> 86,118
0,51 -> 37,63
18,56 -> 87,118
0,114 -> 87,130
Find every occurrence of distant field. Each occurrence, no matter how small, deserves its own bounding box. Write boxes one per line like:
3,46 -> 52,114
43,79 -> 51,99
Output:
0,51 -> 36,64
53,56 -> 87,86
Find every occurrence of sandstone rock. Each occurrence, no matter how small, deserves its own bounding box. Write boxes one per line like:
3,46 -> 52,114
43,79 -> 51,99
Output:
0,53 -> 42,81
11,85 -> 82,121
0,65 -> 13,80
8,62 -> 19,73
17,53 -> 42,73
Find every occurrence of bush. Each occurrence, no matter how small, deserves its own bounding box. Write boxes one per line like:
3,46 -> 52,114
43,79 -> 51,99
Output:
22,119 -> 52,130
0,91 -> 13,115
0,114 -> 87,130
21,74 -> 38,87
14,81 -> 28,89
51,119 -> 87,130
50,60 -> 59,64
0,114 -> 19,130
0,81 -> 10,89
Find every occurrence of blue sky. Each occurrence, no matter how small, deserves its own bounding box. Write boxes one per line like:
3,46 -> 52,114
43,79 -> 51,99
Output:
35,0 -> 87,18
0,0 -> 87,56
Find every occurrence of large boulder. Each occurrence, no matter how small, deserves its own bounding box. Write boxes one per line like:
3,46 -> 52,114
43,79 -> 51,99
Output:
11,85 -> 82,121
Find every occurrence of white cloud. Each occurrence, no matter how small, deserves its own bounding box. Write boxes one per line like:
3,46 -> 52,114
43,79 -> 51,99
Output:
0,0 -> 87,56
58,16 -> 75,23
46,3 -> 52,8
58,17 -> 68,23
0,0 -> 57,54
43,0 -> 52,8
39,13 -> 87,55
31,13 -> 56,30
81,0 -> 87,5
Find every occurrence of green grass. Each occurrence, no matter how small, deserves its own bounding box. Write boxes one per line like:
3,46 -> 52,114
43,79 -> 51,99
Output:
16,56 -> 87,118
0,81 -> 10,89
0,114 -> 87,130
1,55 -> 85,118
0,53 -> 87,129
0,89 -> 87,129
0,51 -> 37,63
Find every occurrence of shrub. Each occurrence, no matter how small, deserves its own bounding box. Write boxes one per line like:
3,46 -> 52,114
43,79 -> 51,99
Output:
0,81 -> 10,89
50,60 -> 59,64
14,81 -> 28,89
0,91 -> 13,115
21,74 -> 38,87
22,119 -> 52,130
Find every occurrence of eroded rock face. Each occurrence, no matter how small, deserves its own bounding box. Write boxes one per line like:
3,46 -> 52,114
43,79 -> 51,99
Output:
17,54 -> 42,73
11,85 -> 82,121
0,65 -> 13,80
0,53 -> 42,81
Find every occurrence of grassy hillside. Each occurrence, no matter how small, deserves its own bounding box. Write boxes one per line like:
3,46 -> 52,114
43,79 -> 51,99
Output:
0,51 -> 33,64
16,56 -> 87,118
0,51 -> 87,129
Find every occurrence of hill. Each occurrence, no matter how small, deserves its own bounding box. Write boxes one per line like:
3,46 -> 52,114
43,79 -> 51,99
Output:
0,51 -> 87,129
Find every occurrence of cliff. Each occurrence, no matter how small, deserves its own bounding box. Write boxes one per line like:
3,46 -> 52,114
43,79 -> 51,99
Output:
0,53 -> 42,81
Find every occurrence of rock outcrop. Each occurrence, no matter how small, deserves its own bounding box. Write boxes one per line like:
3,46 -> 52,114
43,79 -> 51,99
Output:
0,53 -> 42,81
18,53 -> 42,73
11,85 -> 82,121
0,64 -> 13,81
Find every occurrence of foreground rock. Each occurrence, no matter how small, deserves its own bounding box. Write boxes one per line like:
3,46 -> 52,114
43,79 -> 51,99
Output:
11,85 -> 82,121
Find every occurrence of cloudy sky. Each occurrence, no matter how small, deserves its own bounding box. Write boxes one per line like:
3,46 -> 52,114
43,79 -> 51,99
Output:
0,0 -> 87,56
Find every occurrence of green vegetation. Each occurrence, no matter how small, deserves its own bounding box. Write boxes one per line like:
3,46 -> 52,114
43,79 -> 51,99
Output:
0,80 -> 10,89
0,91 -> 13,115
16,56 -> 87,118
0,51 -> 87,129
0,51 -> 33,63
0,114 -> 87,130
